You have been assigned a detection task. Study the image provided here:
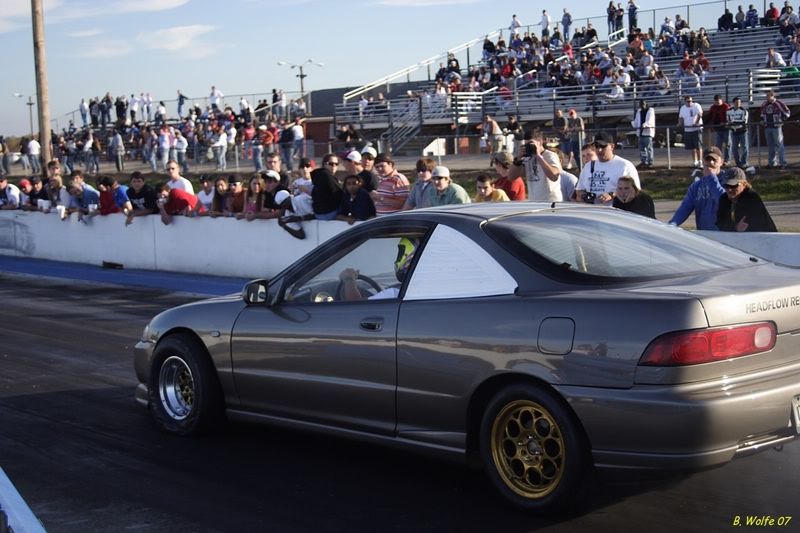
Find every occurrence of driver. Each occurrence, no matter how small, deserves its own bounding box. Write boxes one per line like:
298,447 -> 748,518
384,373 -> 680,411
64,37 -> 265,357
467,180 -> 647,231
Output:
338,237 -> 418,301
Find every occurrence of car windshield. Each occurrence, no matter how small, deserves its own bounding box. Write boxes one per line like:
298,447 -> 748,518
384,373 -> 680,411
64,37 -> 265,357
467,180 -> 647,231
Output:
484,210 -> 758,280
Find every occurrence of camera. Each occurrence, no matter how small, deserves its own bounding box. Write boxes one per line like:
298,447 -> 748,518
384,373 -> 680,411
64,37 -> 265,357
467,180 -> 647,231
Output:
582,191 -> 597,204
524,143 -> 535,158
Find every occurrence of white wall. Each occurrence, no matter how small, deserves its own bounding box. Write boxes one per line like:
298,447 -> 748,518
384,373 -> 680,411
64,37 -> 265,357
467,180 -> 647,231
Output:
0,211 -> 352,279
1,211 -> 799,279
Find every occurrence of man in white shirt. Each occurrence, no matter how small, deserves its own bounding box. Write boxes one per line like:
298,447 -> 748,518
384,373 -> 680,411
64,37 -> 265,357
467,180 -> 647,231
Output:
631,100 -> 656,167
575,131 -> 639,204
678,95 -> 704,167
128,94 -> 139,123
27,137 -> 41,174
0,175 -> 21,209
210,85 -> 224,111
765,47 -> 787,67
510,129 -> 562,202
541,10 -> 552,37
165,162 -> 194,195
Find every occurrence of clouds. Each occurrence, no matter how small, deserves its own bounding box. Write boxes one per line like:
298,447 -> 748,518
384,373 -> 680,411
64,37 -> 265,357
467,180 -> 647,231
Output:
0,0 -> 63,33
0,0 -> 189,33
138,25 -> 219,59
69,24 -> 220,59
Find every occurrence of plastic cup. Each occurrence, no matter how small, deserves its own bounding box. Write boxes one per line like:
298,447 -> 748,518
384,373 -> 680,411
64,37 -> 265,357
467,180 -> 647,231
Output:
56,205 -> 66,219
88,204 -> 98,213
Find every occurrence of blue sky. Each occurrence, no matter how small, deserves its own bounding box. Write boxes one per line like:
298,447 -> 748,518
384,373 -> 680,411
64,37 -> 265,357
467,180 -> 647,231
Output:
0,0 -> 725,137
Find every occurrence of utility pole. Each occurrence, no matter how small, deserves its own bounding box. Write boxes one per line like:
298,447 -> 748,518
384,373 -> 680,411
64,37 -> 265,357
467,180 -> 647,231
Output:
31,0 -> 52,172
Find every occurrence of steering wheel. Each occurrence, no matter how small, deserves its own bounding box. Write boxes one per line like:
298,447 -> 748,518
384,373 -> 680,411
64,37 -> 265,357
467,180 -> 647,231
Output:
335,273 -> 383,301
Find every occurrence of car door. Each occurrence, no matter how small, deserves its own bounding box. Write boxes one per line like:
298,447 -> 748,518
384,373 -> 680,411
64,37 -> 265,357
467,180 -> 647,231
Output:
230,226 -> 429,436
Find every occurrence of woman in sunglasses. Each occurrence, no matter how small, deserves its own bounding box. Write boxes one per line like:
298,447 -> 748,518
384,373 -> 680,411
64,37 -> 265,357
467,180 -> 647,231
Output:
716,167 -> 777,232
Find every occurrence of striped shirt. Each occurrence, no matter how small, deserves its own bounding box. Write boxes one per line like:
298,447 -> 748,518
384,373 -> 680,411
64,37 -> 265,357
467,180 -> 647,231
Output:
374,173 -> 410,215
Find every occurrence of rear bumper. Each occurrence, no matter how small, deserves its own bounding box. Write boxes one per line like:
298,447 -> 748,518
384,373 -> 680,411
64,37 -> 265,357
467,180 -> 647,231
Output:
558,362 -> 800,470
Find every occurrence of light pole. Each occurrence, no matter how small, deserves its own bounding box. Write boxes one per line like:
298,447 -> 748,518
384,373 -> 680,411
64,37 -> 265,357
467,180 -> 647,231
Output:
277,59 -> 324,115
13,93 -> 35,137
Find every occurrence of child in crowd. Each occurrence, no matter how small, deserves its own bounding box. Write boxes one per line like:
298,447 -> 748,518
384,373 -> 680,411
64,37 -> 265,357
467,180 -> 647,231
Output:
473,174 -> 509,202
337,174 -> 376,224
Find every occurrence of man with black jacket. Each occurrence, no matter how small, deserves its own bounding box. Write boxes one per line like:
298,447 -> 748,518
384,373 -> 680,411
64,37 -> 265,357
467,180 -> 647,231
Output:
311,153 -> 343,220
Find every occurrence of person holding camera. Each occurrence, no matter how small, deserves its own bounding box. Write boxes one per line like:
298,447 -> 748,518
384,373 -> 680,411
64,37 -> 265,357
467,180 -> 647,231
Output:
575,132 -> 639,205
508,129 -> 562,202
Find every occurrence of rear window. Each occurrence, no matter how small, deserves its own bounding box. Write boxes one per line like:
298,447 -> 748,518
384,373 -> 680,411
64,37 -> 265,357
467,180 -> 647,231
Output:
484,209 -> 758,281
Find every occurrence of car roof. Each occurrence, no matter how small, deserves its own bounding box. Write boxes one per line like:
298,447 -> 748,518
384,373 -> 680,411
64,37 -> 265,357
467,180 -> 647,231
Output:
386,202 -> 588,221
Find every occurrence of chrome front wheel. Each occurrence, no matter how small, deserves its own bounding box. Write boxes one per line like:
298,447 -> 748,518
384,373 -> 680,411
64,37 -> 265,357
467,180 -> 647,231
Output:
158,356 -> 195,421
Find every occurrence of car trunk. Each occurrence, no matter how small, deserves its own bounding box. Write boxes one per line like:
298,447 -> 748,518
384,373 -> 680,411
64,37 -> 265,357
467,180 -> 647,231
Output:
622,263 -> 800,385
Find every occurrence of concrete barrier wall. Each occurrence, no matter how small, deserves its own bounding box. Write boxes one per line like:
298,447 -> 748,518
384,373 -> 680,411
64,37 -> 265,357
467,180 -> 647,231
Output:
0,211 -> 798,280
0,211 -> 353,279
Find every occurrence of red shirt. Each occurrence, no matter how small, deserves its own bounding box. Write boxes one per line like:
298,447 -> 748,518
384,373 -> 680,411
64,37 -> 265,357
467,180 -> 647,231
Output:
165,188 -> 197,214
708,102 -> 731,126
495,176 -> 526,201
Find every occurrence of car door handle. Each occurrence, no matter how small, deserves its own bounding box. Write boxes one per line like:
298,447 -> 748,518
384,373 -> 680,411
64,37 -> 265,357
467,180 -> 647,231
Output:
360,318 -> 384,331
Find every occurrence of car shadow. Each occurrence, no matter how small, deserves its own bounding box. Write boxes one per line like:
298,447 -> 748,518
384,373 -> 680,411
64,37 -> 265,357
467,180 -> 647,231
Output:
0,387 -> 745,532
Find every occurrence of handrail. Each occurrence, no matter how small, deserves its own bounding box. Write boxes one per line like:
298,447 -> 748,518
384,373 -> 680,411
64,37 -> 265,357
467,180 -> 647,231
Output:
342,29 -> 503,103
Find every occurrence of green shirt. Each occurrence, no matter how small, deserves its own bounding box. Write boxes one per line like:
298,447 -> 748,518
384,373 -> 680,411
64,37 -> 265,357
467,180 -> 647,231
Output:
425,182 -> 471,206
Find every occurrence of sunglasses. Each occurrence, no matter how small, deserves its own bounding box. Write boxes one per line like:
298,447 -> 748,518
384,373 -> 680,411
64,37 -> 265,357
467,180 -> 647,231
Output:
593,142 -> 609,149
326,162 -> 339,167
724,183 -> 740,190
432,176 -> 447,180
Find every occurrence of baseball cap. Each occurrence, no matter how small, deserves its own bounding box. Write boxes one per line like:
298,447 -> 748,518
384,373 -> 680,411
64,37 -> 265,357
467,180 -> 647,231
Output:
361,146 -> 378,159
198,175 -> 210,183
432,166 -> 450,178
19,178 -> 31,188
228,175 -> 242,184
274,190 -> 291,205
264,170 -> 281,182
723,167 -> 746,185
703,147 -> 723,161
593,131 -> 615,147
345,150 -> 362,163
494,152 -> 513,166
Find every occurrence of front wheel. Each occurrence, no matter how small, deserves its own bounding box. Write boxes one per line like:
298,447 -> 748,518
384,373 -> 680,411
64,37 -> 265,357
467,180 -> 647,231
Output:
149,333 -> 223,435
479,384 -> 589,513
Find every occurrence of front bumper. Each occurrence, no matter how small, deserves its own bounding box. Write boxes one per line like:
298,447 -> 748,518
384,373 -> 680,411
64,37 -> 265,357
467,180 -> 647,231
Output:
559,361 -> 800,470
133,339 -> 155,407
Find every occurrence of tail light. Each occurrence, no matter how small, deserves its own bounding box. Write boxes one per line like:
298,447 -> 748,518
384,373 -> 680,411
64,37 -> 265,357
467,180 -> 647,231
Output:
639,322 -> 776,366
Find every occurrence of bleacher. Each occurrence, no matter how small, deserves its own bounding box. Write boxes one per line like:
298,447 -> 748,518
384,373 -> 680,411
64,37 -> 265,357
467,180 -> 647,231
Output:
334,22 -> 798,153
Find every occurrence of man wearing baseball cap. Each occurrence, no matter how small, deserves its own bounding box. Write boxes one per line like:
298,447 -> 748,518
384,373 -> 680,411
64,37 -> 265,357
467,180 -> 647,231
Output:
669,146 -> 726,230
575,131 -> 639,204
344,150 -> 378,191
0,174 -> 20,210
424,166 -> 470,206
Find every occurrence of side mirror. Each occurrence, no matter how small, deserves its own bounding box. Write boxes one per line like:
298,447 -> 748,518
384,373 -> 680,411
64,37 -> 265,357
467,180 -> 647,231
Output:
243,279 -> 269,305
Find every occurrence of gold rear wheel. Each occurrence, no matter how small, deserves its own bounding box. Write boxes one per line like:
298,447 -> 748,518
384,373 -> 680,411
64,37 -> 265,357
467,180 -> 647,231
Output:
490,400 -> 565,499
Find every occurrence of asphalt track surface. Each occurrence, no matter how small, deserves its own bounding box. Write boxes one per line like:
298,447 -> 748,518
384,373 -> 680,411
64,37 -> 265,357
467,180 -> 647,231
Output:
1,263 -> 799,532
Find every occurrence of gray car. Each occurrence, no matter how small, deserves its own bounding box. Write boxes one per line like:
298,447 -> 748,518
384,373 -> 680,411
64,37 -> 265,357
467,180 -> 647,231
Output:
134,203 -> 800,513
